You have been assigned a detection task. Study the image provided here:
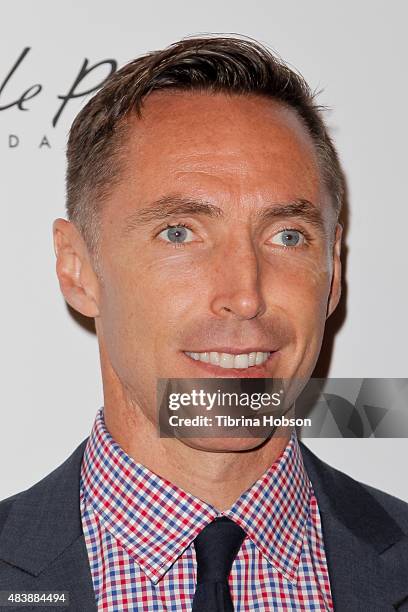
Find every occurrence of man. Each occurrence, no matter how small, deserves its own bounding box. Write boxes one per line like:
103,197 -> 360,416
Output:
0,35 -> 407,612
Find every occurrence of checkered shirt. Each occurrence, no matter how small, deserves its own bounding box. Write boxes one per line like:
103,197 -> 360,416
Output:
80,407 -> 333,611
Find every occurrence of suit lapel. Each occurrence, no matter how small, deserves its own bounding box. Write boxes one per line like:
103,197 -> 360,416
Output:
0,438 -> 97,611
299,441 -> 408,610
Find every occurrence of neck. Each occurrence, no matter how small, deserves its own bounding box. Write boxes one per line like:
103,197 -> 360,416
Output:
103,399 -> 291,511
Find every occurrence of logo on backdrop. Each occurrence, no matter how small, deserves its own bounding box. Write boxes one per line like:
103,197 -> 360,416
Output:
1,47 -> 118,149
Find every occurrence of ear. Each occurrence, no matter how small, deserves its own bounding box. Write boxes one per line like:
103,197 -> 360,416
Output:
52,218 -> 100,318
326,222 -> 343,319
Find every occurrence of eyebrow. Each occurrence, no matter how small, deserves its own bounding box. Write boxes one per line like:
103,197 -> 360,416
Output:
254,198 -> 325,230
122,196 -> 222,233
122,195 -> 325,234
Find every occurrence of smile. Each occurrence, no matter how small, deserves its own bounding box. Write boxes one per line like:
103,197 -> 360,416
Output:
184,350 -> 271,369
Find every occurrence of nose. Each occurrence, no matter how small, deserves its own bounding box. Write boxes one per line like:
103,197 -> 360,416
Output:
209,237 -> 267,321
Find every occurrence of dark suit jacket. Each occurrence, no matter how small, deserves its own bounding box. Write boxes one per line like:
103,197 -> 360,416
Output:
0,438 -> 407,611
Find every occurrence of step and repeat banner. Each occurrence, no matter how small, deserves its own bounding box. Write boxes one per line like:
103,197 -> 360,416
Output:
1,0 -> 407,501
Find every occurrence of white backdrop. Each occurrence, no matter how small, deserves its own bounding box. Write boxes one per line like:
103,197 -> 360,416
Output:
1,0 -> 407,501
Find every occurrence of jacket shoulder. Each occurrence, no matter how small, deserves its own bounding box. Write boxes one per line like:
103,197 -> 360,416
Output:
360,480 -> 408,531
299,439 -> 408,536
0,438 -> 89,538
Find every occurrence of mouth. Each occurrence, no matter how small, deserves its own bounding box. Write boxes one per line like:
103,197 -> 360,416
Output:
182,349 -> 277,377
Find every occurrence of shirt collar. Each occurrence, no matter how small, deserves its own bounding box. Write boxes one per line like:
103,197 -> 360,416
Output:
81,407 -> 311,584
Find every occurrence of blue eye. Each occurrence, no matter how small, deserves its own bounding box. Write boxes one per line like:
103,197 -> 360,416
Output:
271,229 -> 304,247
159,224 -> 194,244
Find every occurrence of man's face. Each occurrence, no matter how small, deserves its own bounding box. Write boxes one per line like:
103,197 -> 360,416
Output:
92,91 -> 341,445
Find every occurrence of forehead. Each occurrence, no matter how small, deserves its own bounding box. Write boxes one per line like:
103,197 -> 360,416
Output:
112,91 -> 325,213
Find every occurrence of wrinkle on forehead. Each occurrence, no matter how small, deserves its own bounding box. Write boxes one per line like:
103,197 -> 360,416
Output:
102,90 -> 332,234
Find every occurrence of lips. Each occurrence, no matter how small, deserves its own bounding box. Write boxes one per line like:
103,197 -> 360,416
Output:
184,350 -> 270,369
181,348 -> 279,378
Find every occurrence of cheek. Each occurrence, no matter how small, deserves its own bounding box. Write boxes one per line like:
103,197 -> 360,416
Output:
263,250 -> 332,316
263,256 -> 331,379
99,252 -> 199,361
140,254 -> 200,326
97,259 -> 153,375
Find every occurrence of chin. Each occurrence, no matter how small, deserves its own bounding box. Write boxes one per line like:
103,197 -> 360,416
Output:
177,436 -> 270,453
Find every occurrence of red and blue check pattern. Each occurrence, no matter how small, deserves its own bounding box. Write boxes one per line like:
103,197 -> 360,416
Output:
80,408 -> 333,611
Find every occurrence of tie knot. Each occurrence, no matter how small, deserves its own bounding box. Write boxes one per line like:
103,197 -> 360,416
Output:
193,517 -> 246,584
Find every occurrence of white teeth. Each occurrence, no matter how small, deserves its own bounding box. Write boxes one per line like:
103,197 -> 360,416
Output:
185,350 -> 270,369
220,353 -> 235,368
209,351 -> 220,365
248,352 -> 256,366
234,354 -> 249,369
255,352 -> 265,365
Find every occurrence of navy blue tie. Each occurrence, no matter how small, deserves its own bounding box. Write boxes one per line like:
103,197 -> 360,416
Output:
192,517 -> 246,611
